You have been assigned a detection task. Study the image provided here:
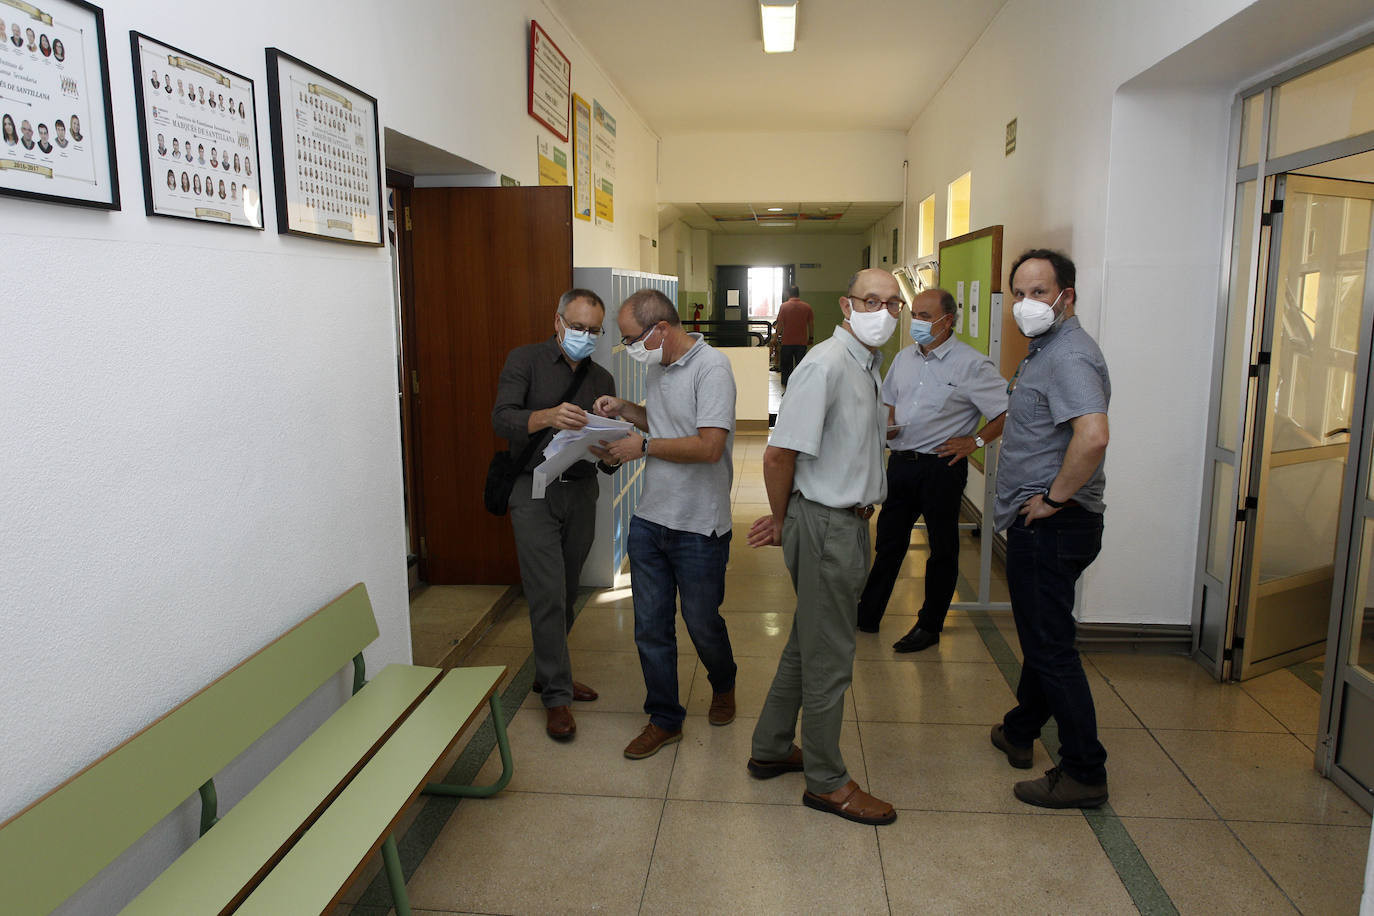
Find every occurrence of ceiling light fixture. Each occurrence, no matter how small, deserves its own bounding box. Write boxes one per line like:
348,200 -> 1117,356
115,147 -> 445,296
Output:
760,1 -> 797,54
767,207 -> 783,212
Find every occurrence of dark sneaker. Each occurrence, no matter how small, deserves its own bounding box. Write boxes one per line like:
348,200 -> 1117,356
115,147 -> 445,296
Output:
624,722 -> 682,759
747,744 -> 804,779
990,724 -> 1033,769
892,626 -> 939,653
1013,767 -> 1109,809
709,688 -> 736,726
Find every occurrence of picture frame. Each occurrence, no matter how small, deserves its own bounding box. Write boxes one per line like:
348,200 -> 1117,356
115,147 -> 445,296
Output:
527,20 -> 570,142
0,0 -> 119,209
129,31 -> 264,229
263,47 -> 383,246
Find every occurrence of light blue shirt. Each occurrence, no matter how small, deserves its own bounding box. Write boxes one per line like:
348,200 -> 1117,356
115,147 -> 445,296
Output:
884,335 -> 1009,453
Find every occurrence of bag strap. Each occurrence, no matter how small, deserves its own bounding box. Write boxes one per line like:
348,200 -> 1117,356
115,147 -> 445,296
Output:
511,358 -> 593,469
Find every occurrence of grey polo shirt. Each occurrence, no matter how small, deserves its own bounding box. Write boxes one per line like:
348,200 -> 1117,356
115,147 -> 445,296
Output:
885,335 -> 1009,453
492,336 -> 617,476
994,317 -> 1110,531
635,334 -> 736,537
769,328 -> 887,509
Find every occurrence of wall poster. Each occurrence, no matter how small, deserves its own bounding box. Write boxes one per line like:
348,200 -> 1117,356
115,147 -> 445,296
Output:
592,98 -> 614,227
0,0 -> 118,209
526,19 -> 569,141
264,47 -> 382,246
130,32 -> 262,228
536,134 -> 566,187
571,92 -> 590,221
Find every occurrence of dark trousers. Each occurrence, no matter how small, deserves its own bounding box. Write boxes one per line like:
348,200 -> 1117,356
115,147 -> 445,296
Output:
779,345 -> 807,386
629,516 -> 737,731
1001,506 -> 1107,785
857,452 -> 967,632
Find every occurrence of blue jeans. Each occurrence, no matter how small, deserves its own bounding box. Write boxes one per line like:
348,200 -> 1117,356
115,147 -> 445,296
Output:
1002,506 -> 1108,785
629,516 -> 737,731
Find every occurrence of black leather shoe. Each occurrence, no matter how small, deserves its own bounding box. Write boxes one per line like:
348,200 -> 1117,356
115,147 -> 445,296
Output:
892,626 -> 939,653
857,623 -> 880,634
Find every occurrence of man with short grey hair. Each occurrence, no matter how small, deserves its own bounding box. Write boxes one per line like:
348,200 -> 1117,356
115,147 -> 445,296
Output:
492,289 -> 617,742
593,288 -> 739,760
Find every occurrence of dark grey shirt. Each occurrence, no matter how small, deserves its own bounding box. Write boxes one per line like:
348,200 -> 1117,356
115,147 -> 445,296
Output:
492,336 -> 616,476
994,316 -> 1110,531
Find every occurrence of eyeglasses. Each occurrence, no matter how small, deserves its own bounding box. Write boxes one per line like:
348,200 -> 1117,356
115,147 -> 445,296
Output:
559,314 -> 603,336
620,322 -> 659,347
847,296 -> 904,316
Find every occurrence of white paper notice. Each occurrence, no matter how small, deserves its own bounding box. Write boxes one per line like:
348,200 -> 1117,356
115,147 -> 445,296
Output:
956,281 -> 966,335
531,415 -> 634,498
969,280 -> 981,338
726,289 -> 740,307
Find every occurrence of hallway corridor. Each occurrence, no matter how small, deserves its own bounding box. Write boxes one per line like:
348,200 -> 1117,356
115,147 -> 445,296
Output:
344,434 -> 1371,915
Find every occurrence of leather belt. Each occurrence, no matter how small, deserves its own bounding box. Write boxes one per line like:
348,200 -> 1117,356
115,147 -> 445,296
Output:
889,450 -> 938,460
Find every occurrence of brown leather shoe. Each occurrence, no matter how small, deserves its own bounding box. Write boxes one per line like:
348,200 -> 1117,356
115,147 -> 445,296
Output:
802,780 -> 896,825
747,744 -> 804,779
623,722 -> 682,759
708,688 -> 736,726
545,705 -> 576,741
531,680 -> 599,702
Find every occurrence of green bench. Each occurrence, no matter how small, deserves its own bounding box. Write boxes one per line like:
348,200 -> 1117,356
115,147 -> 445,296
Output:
0,582 -> 513,915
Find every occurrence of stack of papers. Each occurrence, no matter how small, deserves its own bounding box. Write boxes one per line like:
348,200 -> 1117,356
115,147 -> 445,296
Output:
532,415 -> 635,498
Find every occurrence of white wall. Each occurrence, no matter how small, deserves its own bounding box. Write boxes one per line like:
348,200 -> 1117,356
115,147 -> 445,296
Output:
902,0 -> 1374,625
660,130 -> 906,203
868,204 -> 905,270
0,0 -> 659,911
712,233 -> 867,295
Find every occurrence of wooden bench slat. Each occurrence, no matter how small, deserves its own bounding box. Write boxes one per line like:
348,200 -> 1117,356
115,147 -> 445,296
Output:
234,666 -> 506,915
118,663 -> 442,916
0,583 -> 378,916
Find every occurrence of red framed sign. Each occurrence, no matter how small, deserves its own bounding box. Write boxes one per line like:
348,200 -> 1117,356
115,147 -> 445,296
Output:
527,20 -> 570,141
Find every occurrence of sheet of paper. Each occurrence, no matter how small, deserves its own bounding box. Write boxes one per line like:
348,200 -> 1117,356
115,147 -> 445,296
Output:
956,281 -> 966,335
531,415 -> 635,498
969,280 -> 981,338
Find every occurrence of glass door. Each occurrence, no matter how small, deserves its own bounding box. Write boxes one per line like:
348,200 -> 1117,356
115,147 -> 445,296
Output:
1231,174 -> 1374,679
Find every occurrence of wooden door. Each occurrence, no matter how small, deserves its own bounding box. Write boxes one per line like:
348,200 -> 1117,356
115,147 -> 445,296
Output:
409,186 -> 572,583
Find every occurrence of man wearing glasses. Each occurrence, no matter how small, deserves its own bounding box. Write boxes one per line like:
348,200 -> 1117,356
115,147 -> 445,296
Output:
990,249 -> 1111,809
744,268 -> 901,826
857,287 -> 1008,651
591,289 -> 739,760
492,289 -> 617,742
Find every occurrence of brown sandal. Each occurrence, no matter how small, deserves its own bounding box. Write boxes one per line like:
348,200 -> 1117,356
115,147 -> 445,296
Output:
802,780 -> 896,825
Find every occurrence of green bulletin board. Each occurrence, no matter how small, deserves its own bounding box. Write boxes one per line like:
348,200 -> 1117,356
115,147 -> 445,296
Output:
937,226 -> 1004,468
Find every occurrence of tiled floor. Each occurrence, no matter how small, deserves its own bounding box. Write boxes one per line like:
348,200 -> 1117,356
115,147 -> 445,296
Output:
348,432 -> 1371,915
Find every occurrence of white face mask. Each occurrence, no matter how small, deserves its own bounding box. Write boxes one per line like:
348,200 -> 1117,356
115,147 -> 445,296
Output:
1012,290 -> 1065,337
625,325 -> 663,364
846,303 -> 897,347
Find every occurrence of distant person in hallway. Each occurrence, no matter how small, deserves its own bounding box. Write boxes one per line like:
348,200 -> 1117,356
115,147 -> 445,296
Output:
492,289 -> 617,743
745,267 -> 901,826
991,249 -> 1111,809
857,287 -> 1008,651
775,285 -> 814,387
592,288 -> 739,761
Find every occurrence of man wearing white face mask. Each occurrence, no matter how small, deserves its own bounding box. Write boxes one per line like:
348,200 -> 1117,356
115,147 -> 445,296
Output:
857,288 -> 1008,651
591,289 -> 739,761
492,289 -> 617,742
743,268 -> 899,826
990,249 -> 1111,809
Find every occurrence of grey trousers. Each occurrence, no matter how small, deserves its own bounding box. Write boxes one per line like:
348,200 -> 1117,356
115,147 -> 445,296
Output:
752,495 -> 869,794
509,472 -> 598,708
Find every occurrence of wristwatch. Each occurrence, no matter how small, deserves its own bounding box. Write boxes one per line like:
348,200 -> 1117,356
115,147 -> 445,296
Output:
974,435 -> 985,448
1042,491 -> 1067,509
641,434 -> 650,455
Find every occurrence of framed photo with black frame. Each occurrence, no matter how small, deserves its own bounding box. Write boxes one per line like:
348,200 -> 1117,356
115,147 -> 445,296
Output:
129,31 -> 263,229
0,0 -> 119,209
263,47 -> 383,246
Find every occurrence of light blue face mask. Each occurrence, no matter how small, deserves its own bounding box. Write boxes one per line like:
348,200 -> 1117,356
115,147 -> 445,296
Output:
909,317 -> 939,347
561,328 -> 597,361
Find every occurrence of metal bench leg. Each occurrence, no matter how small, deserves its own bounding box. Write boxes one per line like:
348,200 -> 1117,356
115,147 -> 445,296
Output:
381,834 -> 411,916
423,694 -> 514,798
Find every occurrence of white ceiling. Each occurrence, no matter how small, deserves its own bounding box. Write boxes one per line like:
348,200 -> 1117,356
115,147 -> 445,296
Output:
664,200 -> 901,233
545,0 -> 1009,132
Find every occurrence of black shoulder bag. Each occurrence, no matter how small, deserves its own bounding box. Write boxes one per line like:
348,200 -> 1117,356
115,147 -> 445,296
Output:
484,360 -> 591,516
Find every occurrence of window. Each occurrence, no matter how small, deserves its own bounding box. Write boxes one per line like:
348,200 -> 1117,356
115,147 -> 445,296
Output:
747,266 -> 784,319
947,171 -> 971,238
918,194 -> 935,258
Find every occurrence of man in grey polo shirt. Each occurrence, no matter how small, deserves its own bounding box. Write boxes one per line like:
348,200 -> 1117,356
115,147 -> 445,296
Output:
858,287 -> 1008,652
744,267 -> 899,826
989,249 -> 1111,809
591,288 -> 738,760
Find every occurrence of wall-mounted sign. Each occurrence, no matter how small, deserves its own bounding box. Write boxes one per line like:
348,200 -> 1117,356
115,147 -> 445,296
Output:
527,20 -> 570,141
592,98 -> 615,227
1005,118 -> 1017,156
571,92 -> 591,221
536,134 -> 566,186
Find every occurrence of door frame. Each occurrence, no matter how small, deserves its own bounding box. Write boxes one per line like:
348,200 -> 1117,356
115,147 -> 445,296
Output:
386,170 -> 425,579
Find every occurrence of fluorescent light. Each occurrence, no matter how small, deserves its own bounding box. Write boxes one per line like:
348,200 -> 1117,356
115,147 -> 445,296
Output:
767,207 -> 783,212
761,1 -> 797,53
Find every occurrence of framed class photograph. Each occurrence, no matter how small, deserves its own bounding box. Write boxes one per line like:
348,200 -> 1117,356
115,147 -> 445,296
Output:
0,0 -> 119,209
130,31 -> 263,228
264,47 -> 383,246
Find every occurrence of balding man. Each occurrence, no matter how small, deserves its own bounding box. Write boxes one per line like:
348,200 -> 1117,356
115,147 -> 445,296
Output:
745,268 -> 900,826
857,288 -> 1008,652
